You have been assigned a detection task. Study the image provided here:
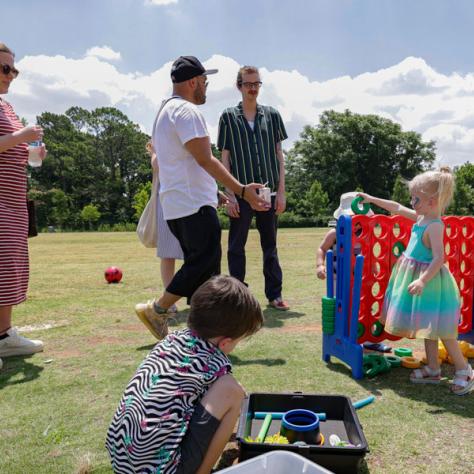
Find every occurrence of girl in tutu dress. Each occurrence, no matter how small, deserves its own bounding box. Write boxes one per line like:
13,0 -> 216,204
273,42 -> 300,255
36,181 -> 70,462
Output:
358,167 -> 473,396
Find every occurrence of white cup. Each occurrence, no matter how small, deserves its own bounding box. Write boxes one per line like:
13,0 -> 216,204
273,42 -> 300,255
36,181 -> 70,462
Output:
28,141 -> 43,168
260,187 -> 271,204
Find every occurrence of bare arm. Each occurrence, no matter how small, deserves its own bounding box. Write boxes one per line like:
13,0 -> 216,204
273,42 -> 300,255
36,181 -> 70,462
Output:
316,229 -> 337,279
221,148 -> 240,217
357,192 -> 416,221
0,125 -> 43,153
407,222 -> 445,295
220,149 -> 232,192
150,152 -> 159,173
275,142 -> 286,215
185,136 -> 268,211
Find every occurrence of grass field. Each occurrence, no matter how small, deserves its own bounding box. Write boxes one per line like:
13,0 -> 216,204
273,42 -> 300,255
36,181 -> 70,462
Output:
0,230 -> 473,474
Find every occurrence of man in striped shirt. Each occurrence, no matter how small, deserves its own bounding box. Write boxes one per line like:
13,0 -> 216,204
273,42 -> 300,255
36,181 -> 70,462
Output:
217,66 -> 290,310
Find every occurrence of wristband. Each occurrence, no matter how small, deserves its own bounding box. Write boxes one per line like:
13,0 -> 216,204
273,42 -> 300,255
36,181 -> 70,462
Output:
240,185 -> 246,199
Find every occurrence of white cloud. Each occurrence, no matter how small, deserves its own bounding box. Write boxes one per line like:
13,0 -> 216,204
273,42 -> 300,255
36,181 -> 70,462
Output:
85,46 -> 121,62
144,0 -> 178,6
8,49 -> 474,167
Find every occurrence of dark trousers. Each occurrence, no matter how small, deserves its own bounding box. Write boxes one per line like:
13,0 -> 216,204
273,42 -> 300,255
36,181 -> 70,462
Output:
228,197 -> 282,301
166,206 -> 221,299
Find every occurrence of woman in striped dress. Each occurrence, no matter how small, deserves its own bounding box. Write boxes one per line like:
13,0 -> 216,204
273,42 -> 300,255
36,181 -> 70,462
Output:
147,142 -> 183,313
0,43 -> 46,370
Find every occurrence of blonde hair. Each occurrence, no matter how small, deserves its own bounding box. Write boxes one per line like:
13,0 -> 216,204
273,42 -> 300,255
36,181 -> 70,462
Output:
408,166 -> 455,213
0,43 -> 14,57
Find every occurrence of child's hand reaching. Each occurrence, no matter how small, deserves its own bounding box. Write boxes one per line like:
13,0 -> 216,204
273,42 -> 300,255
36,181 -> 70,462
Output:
316,264 -> 327,280
408,278 -> 425,296
357,192 -> 373,204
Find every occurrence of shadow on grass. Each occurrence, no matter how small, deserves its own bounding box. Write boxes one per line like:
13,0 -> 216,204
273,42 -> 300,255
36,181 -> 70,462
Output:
262,307 -> 305,328
325,358 -> 474,419
229,354 -> 286,367
0,355 -> 44,389
166,307 -> 306,330
135,343 -> 156,352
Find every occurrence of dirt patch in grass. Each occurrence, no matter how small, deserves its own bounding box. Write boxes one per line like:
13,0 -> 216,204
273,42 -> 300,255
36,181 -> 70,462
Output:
116,323 -> 146,333
47,336 -> 126,359
47,348 -> 84,359
84,335 -> 124,346
17,320 -> 70,332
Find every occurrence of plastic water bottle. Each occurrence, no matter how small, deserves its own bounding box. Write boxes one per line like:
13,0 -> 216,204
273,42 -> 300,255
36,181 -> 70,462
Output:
28,141 -> 43,167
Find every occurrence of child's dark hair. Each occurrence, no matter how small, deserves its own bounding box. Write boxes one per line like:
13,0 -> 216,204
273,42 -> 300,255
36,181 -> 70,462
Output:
188,275 -> 263,340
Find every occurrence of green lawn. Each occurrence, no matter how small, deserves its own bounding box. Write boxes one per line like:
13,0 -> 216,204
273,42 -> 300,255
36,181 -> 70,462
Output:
0,230 -> 473,474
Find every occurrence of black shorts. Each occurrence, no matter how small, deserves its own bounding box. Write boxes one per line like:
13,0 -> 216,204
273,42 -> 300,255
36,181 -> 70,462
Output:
176,402 -> 221,474
167,206 -> 222,299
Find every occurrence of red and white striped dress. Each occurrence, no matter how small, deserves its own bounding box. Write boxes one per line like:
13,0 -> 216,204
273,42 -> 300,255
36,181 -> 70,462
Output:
0,98 -> 29,306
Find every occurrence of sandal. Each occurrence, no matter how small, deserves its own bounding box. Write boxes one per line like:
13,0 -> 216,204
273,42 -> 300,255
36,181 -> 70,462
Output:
410,366 -> 441,384
269,297 -> 290,311
451,364 -> 474,396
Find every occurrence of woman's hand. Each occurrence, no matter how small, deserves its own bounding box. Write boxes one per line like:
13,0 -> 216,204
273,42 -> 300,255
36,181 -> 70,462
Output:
40,143 -> 48,160
39,144 -> 47,160
408,278 -> 425,296
16,125 -> 43,143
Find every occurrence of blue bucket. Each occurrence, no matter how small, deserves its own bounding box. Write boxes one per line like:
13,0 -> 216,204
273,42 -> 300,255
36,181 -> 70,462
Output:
280,409 -> 322,445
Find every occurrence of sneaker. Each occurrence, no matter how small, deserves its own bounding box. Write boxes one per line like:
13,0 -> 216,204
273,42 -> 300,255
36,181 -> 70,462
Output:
135,300 -> 169,340
0,328 -> 44,357
269,297 -> 290,311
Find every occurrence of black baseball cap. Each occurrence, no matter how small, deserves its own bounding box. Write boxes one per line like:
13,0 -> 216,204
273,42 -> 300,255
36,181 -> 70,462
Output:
171,56 -> 218,83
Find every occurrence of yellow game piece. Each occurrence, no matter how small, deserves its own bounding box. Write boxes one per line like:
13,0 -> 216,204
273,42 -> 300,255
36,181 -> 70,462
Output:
438,346 -> 448,361
458,341 -> 470,356
401,356 -> 421,369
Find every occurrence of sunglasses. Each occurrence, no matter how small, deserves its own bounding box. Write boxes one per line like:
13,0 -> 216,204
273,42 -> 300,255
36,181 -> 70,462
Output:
1,63 -> 19,78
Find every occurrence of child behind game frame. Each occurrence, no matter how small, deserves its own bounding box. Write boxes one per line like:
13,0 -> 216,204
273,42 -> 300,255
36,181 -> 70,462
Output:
106,275 -> 264,473
358,167 -> 474,396
316,192 -> 374,280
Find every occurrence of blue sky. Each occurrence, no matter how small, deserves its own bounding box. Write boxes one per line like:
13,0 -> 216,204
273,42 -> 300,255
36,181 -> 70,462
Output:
6,0 -> 474,79
3,0 -> 474,165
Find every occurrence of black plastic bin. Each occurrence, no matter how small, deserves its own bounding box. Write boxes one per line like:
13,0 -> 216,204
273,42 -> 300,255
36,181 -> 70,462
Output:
236,392 -> 369,474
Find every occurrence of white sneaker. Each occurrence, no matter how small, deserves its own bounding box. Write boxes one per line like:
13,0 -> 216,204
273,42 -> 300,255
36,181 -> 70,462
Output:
0,328 -> 44,357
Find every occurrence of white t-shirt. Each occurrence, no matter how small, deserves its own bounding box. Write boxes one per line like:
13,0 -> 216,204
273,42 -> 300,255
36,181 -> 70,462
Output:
152,97 -> 218,220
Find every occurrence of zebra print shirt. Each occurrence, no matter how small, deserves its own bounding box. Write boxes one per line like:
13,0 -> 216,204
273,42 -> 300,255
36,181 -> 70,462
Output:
106,328 -> 232,474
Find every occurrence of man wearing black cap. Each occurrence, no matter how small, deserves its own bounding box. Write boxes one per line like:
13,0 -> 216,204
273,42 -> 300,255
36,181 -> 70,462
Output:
135,56 -> 268,340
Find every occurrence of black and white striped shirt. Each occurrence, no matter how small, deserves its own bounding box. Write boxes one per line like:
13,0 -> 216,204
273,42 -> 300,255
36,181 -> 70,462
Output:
217,102 -> 287,192
106,328 -> 231,473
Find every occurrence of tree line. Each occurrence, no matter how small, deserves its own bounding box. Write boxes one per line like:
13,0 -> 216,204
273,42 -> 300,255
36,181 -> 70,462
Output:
28,107 -> 474,231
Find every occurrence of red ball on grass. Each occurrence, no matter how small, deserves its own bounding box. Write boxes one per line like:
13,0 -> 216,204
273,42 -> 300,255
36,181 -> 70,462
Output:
105,266 -> 123,284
